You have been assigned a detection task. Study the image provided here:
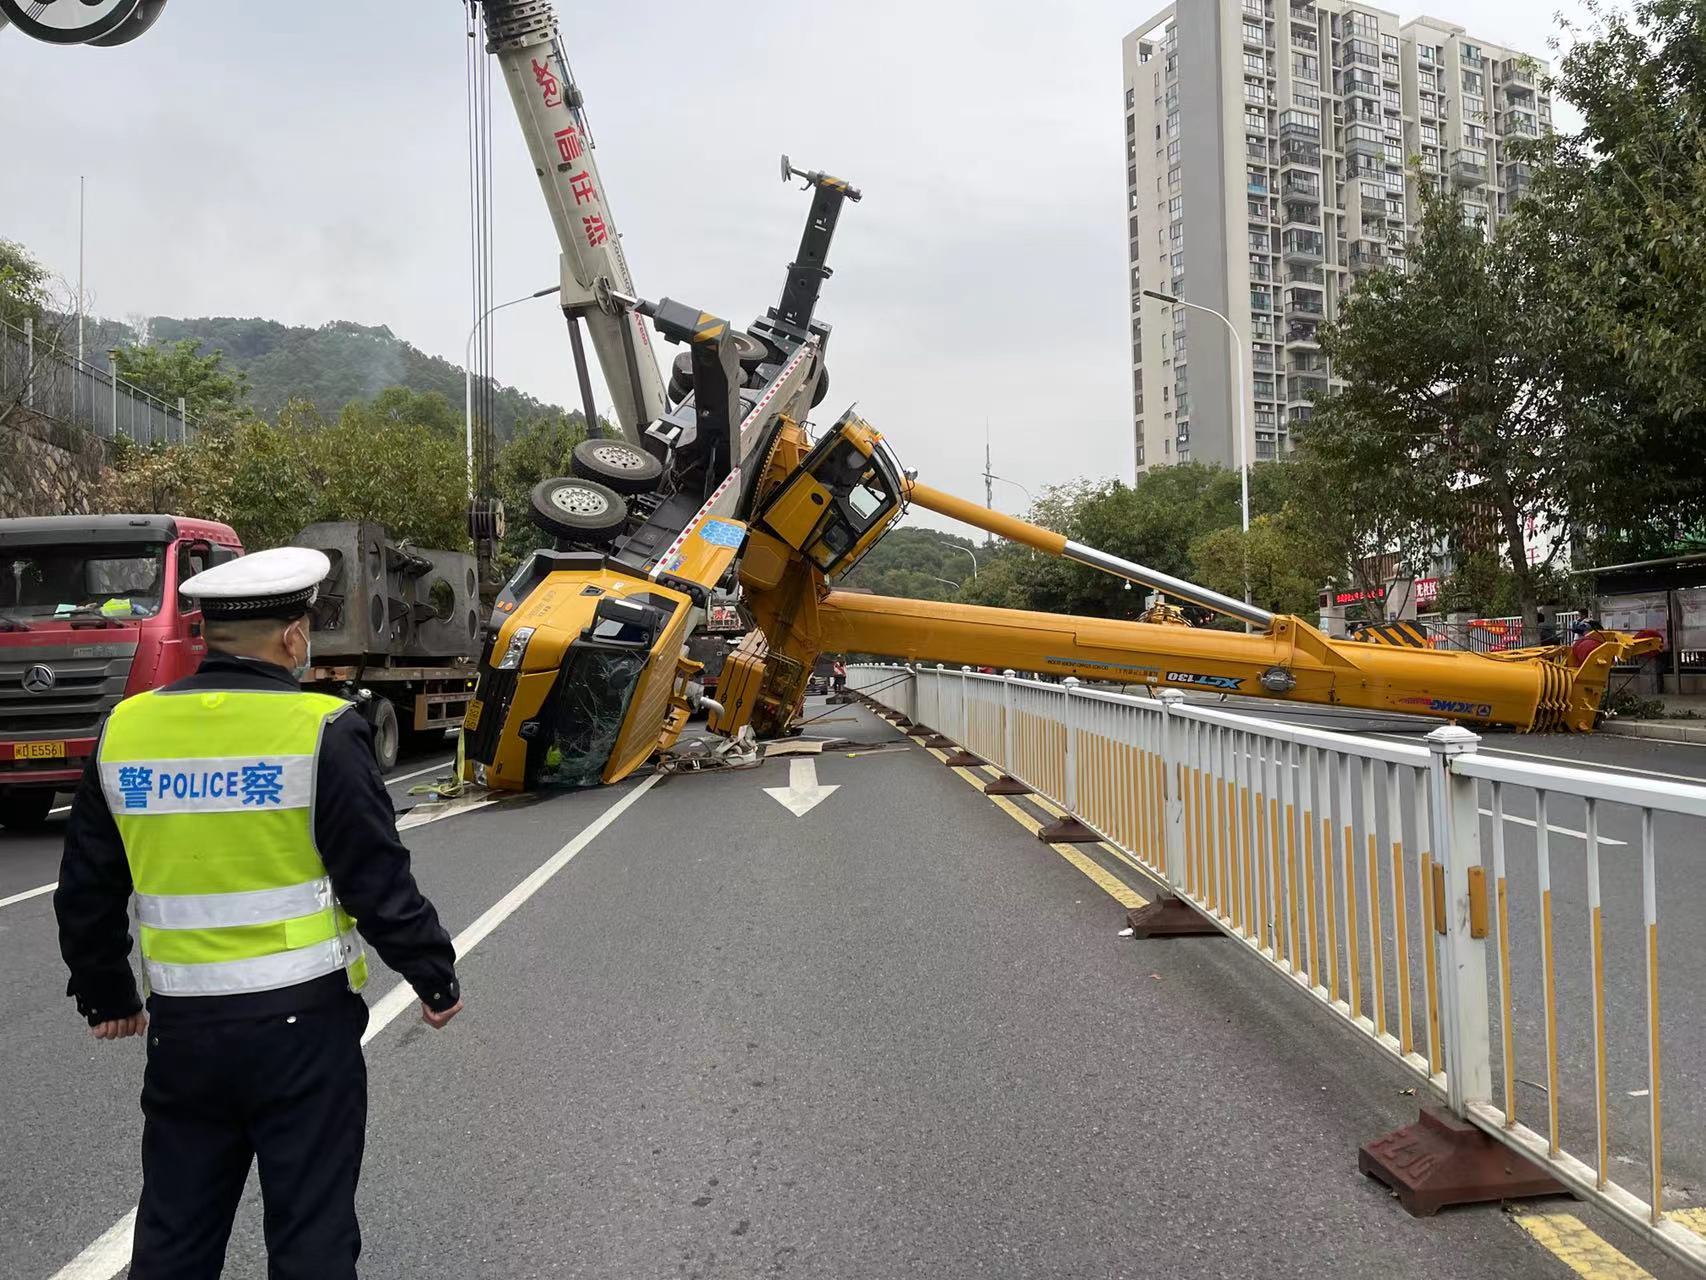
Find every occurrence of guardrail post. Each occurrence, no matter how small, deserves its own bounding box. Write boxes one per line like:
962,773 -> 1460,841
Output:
23,316 -> 34,406
1126,690 -> 1218,937
920,664 -> 955,748
1428,724 -> 1492,1114
986,670 -> 1033,796
1039,678 -> 1098,844
942,667 -> 981,766
1358,723 -> 1561,1215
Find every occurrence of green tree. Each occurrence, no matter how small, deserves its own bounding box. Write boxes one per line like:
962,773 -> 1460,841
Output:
1189,514 -> 1335,619
493,412 -> 591,565
0,239 -> 51,330
337,385 -> 462,438
1514,0 -> 1706,559
111,338 -> 250,418
1301,178 -> 1571,626
840,526 -> 981,601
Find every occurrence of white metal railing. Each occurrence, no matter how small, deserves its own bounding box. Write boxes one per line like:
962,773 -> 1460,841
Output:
1,317 -> 195,445
849,662 -> 1706,1273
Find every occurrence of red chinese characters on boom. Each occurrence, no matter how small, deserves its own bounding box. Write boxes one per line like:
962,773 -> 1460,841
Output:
553,125 -> 583,166
568,169 -> 598,206
532,58 -> 562,109
582,215 -> 609,248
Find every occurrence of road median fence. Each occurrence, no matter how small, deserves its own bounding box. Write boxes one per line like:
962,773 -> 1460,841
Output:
849,662 -> 1706,1272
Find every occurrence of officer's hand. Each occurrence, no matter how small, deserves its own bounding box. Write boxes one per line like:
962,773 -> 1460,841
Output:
421,999 -> 463,1030
91,1012 -> 147,1041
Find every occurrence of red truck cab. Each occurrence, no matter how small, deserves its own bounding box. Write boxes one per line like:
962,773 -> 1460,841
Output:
0,514 -> 244,830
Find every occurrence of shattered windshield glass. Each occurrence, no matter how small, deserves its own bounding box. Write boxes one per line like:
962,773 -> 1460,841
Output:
534,647 -> 649,788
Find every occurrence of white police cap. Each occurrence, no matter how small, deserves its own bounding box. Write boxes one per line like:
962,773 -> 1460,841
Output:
180,546 -> 332,620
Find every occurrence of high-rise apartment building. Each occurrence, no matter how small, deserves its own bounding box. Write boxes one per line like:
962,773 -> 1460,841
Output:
1122,3 -> 1551,476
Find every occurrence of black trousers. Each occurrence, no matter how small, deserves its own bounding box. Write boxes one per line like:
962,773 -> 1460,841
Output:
130,993 -> 369,1280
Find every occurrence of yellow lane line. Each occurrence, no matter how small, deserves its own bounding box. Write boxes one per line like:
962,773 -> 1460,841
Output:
973,781 -> 1147,910
1669,1207 -> 1706,1234
1512,1212 -> 1653,1279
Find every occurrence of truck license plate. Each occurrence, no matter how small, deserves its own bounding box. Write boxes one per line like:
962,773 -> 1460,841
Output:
15,740 -> 66,760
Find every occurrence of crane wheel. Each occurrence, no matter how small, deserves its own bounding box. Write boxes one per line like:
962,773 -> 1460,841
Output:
570,438 -> 663,495
528,476 -> 630,544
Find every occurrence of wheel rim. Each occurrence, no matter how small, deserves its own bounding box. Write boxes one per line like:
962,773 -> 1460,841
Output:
550,484 -> 610,517
590,444 -> 647,472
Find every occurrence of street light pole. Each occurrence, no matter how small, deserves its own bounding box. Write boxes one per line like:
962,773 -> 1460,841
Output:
952,544 -> 978,580
464,284 -> 561,497
1143,288 -> 1252,611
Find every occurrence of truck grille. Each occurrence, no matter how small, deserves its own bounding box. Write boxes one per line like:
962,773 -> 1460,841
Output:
464,666 -> 515,766
0,651 -> 135,740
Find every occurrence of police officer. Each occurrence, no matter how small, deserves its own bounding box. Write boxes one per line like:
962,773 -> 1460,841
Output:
55,546 -> 464,1280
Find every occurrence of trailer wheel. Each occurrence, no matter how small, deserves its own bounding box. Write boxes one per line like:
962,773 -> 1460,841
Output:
0,787 -> 54,832
527,476 -> 630,544
570,438 -> 662,495
369,697 -> 400,773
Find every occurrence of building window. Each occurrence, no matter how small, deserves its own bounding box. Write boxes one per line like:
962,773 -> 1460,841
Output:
1243,20 -> 1265,44
1125,88 -> 1135,109
1245,52 -> 1267,74
1169,194 -> 1184,217
1168,139 -> 1182,162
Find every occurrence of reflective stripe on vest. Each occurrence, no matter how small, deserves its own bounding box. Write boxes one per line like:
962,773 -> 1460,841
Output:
98,687 -> 368,997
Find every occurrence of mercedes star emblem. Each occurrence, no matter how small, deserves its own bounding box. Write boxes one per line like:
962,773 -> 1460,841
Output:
22,664 -> 57,695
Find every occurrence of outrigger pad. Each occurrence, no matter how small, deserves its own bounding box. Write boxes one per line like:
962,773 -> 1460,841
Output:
1124,896 -> 1220,938
1359,1107 -> 1565,1216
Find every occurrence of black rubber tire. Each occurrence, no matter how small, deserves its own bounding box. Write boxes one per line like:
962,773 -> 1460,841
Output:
570,438 -> 663,495
527,475 -> 630,544
810,364 -> 829,408
369,697 -> 400,773
667,351 -> 694,403
0,787 -> 55,832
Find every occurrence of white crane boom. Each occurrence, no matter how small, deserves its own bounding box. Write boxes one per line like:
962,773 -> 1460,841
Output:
478,1 -> 667,444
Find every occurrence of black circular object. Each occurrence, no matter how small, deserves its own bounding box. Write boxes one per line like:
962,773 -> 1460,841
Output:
667,351 -> 694,403
527,475 -> 629,544
86,0 -> 169,45
0,787 -> 54,831
0,0 -> 145,45
368,697 -> 400,773
810,364 -> 829,409
732,331 -> 770,366
570,437 -> 662,494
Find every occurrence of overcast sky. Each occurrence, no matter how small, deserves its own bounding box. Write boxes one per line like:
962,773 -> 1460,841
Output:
3,0 -> 1593,533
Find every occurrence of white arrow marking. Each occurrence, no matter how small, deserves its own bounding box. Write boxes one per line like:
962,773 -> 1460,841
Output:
763,757 -> 839,817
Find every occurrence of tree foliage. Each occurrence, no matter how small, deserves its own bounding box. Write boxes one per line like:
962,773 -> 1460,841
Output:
1300,179 -> 1572,624
839,526 -> 982,602
1515,0 -> 1706,559
0,239 -> 51,331
111,338 -> 250,419
493,412 -> 591,565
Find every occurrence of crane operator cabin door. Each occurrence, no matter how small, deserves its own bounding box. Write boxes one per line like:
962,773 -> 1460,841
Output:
757,418 -> 900,576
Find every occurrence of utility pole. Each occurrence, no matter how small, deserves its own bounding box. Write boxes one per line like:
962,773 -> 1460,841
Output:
982,425 -> 995,549
77,175 -> 86,418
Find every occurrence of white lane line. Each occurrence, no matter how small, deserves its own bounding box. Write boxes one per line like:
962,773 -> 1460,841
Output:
386,757 -> 456,787
0,881 -> 57,909
1478,808 -> 1626,846
48,772 -> 660,1280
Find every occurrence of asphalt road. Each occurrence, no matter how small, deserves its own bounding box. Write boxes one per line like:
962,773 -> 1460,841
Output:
0,706 -> 1695,1277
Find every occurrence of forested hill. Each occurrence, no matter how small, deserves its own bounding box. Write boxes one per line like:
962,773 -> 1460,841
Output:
98,315 -> 566,439
839,526 -> 986,602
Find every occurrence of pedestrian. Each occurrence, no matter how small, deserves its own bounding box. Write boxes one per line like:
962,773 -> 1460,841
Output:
54,546 -> 463,1280
1569,617 -> 1600,667
832,657 -> 847,692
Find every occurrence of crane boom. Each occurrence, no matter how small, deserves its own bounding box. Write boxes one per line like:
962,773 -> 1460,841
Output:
478,1 -> 667,442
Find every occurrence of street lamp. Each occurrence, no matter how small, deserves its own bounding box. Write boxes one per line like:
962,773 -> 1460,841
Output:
926,575 -> 962,592
1143,287 -> 1252,611
950,544 -> 978,581
464,284 -> 561,496
985,472 -> 1035,508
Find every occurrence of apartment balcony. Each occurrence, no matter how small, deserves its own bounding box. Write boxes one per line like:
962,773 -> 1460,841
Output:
1451,148 -> 1489,186
1283,286 -> 1326,318
1500,111 -> 1540,138
1290,3 -> 1318,21
1285,265 -> 1325,286
1281,174 -> 1322,202
1252,348 -> 1277,372
1504,161 -> 1533,191
1279,115 -> 1322,141
1345,130 -> 1384,159
1344,77 -> 1383,103
1286,321 -> 1321,346
1288,375 -> 1329,404
1280,140 -> 1322,168
1292,30 -> 1318,51
1502,61 -> 1536,87
1282,202 -> 1322,228
1348,245 -> 1388,274
1288,405 -> 1314,427
1281,230 -> 1326,264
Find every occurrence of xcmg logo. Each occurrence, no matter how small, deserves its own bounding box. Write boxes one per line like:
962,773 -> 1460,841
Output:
1430,698 -> 1494,718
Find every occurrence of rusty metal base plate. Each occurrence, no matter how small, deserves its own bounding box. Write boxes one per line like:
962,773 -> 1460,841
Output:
983,774 -> 1033,796
944,750 -> 982,767
1124,896 -> 1219,938
1037,815 -> 1100,844
1359,1107 -> 1565,1217
921,734 -> 956,749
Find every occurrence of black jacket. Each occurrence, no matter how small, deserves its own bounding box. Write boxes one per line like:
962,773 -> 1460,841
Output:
55,651 -> 460,1025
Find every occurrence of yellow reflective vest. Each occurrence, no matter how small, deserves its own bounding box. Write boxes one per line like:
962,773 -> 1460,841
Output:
97,687 -> 369,998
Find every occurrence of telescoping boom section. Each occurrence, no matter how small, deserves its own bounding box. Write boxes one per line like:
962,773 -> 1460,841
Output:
821,481 -> 1628,734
